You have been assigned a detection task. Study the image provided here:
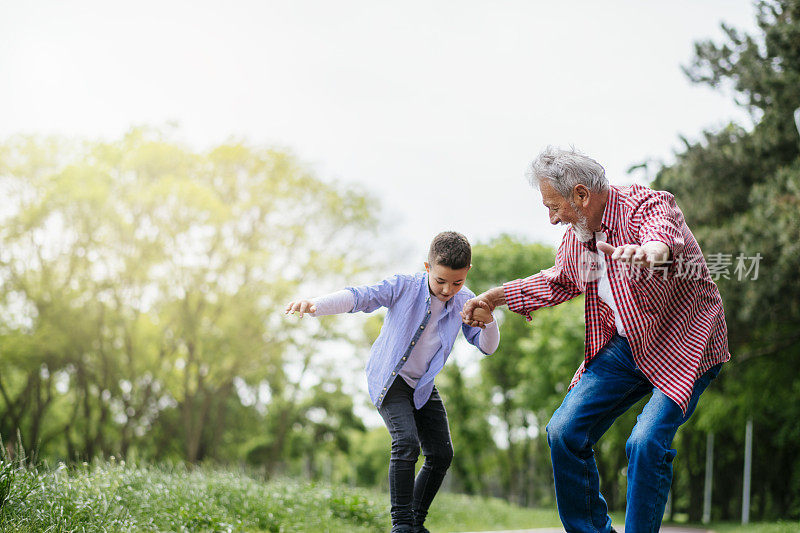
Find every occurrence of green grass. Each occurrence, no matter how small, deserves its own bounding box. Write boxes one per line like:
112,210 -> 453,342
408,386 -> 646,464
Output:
1,458 -> 796,532
426,492 -> 561,531
0,458 -> 560,532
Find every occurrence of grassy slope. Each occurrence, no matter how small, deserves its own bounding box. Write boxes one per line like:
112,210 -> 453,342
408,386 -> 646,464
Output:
0,460 -> 560,532
0,460 -> 796,532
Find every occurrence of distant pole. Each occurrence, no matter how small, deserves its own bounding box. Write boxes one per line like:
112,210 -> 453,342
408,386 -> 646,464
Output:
742,418 -> 753,524
794,108 -> 800,138
703,432 -> 714,524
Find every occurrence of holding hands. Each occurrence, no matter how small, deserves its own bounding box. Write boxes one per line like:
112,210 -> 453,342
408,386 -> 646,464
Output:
461,287 -> 505,329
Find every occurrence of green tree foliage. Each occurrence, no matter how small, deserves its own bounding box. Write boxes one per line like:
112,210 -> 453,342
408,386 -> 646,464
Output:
653,0 -> 800,520
0,127 -> 379,471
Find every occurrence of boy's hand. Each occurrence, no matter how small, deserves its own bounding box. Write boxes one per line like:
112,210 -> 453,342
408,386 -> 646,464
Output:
461,286 -> 505,328
285,299 -> 316,318
471,307 -> 494,329
461,298 -> 494,329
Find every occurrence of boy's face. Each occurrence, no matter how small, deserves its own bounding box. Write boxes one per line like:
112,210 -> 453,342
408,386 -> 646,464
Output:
425,262 -> 470,302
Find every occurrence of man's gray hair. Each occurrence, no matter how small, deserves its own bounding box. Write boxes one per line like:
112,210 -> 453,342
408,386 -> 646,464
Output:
525,146 -> 609,198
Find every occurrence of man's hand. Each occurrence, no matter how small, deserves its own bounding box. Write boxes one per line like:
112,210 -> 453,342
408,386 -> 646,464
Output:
461,286 -> 505,328
596,241 -> 671,267
285,299 -> 316,318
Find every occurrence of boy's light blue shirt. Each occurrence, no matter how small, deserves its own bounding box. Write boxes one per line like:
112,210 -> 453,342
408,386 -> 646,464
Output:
346,271 -> 489,409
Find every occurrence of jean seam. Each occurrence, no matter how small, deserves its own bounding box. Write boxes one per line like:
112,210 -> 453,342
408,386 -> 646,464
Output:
645,449 -> 670,533
581,380 -> 642,533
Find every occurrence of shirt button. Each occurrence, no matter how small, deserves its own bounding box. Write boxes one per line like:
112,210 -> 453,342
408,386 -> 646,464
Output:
392,371 -> 396,375
402,357 -> 406,361
383,387 -> 387,391
420,326 -> 425,330
411,341 -> 415,345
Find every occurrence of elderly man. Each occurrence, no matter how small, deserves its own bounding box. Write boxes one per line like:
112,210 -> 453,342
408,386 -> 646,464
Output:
462,147 -> 729,533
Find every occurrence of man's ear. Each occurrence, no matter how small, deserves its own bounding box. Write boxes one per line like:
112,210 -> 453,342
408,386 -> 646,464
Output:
573,184 -> 590,207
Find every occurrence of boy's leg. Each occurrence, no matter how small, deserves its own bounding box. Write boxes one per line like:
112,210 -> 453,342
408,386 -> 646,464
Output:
412,386 -> 453,530
378,378 -> 421,531
546,334 -> 651,533
624,363 -> 722,532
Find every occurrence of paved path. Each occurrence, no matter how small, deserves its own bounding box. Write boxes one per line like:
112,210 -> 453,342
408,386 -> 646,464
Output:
456,526 -> 708,533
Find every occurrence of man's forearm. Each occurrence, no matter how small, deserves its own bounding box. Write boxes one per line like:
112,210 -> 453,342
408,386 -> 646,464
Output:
481,286 -> 507,310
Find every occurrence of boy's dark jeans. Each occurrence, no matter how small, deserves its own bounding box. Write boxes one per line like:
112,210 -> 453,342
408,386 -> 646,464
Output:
378,378 -> 453,531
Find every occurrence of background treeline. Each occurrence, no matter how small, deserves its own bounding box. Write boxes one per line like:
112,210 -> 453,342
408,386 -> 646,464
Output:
1,0 -> 799,523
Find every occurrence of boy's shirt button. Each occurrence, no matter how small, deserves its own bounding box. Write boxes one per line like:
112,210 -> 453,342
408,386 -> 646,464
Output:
420,326 -> 424,330
411,341 -> 415,345
392,372 -> 396,375
402,357 -> 406,361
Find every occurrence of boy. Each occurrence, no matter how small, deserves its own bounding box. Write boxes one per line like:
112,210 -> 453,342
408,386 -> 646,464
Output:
286,231 -> 499,533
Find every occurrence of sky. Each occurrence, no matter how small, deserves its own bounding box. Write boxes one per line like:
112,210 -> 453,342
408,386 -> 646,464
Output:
0,0 -> 762,428
0,0 -> 759,271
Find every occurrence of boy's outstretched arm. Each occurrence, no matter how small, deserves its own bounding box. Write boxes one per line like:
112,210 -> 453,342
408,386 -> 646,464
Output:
285,290 -> 354,318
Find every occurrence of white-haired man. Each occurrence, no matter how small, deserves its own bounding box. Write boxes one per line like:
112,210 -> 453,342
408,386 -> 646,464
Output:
462,147 -> 730,533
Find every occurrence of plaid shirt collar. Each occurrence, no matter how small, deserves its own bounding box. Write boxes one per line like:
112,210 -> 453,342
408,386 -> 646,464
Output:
578,185 -> 621,250
599,185 -> 621,236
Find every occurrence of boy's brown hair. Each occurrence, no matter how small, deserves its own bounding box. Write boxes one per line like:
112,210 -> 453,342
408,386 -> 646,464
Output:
428,231 -> 471,270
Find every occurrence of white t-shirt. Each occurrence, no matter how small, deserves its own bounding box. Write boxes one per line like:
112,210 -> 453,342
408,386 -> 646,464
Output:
596,231 -> 627,337
399,297 -> 445,387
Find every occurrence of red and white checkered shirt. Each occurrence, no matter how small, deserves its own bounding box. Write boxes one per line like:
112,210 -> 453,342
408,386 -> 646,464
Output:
504,184 -> 730,413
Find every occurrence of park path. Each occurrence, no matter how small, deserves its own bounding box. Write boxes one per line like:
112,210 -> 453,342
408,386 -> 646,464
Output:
454,526 -> 709,533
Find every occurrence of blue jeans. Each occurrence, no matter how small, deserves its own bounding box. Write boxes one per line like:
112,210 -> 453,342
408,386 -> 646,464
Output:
546,334 -> 721,533
378,378 -> 453,531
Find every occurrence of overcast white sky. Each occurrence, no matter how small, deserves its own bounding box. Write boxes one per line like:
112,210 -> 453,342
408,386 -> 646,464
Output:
1,0 -> 757,269
1,0 -> 762,428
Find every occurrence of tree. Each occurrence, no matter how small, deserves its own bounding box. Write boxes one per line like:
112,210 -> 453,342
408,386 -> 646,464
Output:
653,0 -> 800,519
0,127 -> 381,467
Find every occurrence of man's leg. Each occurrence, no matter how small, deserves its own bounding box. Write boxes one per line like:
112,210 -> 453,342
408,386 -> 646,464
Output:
547,335 -> 651,533
412,386 -> 453,531
624,363 -> 722,532
378,379 -> 421,532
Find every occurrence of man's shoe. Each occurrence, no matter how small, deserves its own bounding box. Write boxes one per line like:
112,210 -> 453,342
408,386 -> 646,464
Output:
414,527 -> 431,533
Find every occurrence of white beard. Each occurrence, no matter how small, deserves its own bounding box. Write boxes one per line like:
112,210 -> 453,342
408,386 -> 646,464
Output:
569,202 -> 593,242
571,222 -> 594,242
